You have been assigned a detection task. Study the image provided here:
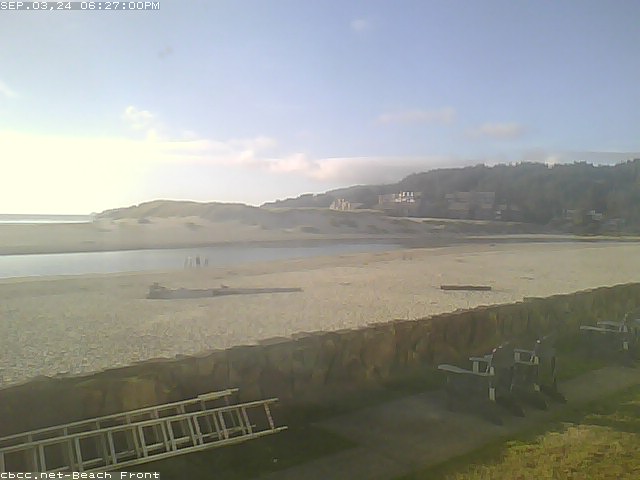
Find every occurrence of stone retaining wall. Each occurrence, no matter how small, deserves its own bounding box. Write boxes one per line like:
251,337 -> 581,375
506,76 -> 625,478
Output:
1,283 -> 639,436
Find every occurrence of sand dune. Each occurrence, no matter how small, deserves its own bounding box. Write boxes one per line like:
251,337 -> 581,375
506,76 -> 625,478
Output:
0,210 -> 546,255
1,241 -> 639,387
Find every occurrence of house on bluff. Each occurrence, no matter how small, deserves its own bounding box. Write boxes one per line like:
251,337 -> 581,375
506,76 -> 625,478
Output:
376,191 -> 421,217
329,198 -> 363,211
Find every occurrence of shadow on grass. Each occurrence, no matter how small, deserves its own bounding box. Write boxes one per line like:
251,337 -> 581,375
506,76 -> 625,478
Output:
122,424 -> 356,480
284,369 -> 446,427
121,370 -> 446,480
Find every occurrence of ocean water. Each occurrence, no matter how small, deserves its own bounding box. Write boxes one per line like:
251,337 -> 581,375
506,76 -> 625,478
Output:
0,214 -> 93,224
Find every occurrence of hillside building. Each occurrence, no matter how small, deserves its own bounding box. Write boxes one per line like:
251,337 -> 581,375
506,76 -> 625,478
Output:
376,191 -> 421,216
330,198 -> 360,211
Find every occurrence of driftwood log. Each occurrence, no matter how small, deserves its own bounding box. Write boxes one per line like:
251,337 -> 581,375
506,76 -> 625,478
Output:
147,283 -> 302,299
440,285 -> 492,291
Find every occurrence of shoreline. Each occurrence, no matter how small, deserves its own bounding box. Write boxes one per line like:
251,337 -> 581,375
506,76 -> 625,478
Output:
0,235 -> 407,256
1,232 -> 638,257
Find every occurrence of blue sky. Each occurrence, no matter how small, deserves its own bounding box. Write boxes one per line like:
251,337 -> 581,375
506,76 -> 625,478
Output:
1,1 -> 639,213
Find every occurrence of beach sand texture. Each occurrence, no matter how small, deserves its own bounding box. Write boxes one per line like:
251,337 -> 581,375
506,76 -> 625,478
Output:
1,241 -> 639,387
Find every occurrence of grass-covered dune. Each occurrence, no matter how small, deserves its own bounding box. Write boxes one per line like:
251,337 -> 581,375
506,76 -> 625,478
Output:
0,200 -> 549,255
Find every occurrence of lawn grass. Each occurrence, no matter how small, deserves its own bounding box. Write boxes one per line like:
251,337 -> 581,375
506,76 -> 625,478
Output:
554,334 -> 612,381
399,383 -> 640,480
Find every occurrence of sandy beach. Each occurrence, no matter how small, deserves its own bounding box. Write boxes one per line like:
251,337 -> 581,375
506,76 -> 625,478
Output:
1,240 -> 639,388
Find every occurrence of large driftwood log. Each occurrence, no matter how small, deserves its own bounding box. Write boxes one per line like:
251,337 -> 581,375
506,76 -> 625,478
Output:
440,285 -> 492,291
147,283 -> 302,299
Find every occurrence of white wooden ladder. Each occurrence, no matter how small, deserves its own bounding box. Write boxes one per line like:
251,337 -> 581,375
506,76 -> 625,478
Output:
0,388 -> 286,473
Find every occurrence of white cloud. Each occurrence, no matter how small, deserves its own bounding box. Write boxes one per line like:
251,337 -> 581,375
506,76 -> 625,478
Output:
467,122 -> 526,140
350,18 -> 372,33
265,153 -> 464,183
268,153 -> 315,175
306,156 -> 431,183
0,80 -> 18,99
122,105 -> 169,141
376,107 -> 456,125
122,105 -> 155,130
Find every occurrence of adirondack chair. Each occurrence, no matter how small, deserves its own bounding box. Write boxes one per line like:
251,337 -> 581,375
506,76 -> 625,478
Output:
512,334 -> 565,406
438,343 -> 524,423
580,311 -> 640,364
623,310 -> 640,356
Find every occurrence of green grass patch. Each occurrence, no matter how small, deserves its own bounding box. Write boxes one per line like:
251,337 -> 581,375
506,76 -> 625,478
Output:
399,384 -> 640,480
554,335 -> 611,381
122,424 -> 356,480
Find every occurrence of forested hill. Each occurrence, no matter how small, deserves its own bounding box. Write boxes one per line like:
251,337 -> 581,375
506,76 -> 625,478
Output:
263,160 -> 640,229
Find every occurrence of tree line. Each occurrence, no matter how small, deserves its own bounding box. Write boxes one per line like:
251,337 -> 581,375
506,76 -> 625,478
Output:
264,159 -> 640,232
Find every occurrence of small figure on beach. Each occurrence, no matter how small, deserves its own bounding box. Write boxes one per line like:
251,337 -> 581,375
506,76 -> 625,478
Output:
196,255 -> 201,267
204,257 -> 209,267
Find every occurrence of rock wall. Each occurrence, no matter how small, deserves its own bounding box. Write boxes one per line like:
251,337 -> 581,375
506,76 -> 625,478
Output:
1,283 -> 640,437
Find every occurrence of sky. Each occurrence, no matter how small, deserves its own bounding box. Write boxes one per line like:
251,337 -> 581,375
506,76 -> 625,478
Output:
1,1 -> 639,214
